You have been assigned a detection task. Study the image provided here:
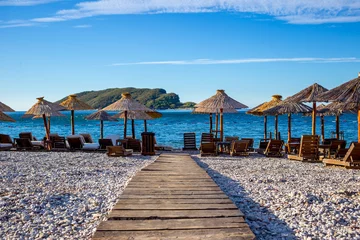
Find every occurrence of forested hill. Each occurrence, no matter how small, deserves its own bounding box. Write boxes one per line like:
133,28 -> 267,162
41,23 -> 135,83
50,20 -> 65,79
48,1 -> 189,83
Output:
56,88 -> 196,110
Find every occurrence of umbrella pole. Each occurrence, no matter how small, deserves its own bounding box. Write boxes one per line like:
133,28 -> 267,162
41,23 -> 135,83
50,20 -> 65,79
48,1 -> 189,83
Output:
100,120 -> 104,139
215,113 -> 219,138
71,110 -> 75,135
42,114 -> 50,140
220,108 -> 224,142
264,116 -> 267,139
132,119 -> 135,139
288,114 -> 291,143
275,115 -> 278,140
320,116 -> 325,143
144,120 -> 147,132
124,110 -> 128,139
209,113 -> 213,134
312,102 -> 316,135
336,115 -> 340,140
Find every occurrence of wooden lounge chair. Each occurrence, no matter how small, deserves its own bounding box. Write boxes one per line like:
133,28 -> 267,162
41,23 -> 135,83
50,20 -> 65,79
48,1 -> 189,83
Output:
257,139 -> 270,152
201,133 -> 214,143
67,135 -> 100,150
98,139 -> 114,150
288,135 -> 320,162
259,140 -> 284,157
200,142 -> 216,157
19,132 -> 37,141
80,133 -> 94,143
0,134 -> 14,150
230,140 -> 249,156
183,133 -> 197,150
225,136 -> 239,142
285,137 -> 301,154
14,138 -> 42,150
49,134 -> 67,149
323,143 -> 360,169
328,140 -> 347,158
107,146 -> 133,157
126,138 -> 141,152
241,138 -> 254,152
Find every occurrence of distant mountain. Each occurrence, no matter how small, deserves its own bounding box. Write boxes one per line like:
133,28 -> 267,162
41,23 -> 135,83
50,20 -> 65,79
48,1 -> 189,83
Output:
56,88 -> 196,110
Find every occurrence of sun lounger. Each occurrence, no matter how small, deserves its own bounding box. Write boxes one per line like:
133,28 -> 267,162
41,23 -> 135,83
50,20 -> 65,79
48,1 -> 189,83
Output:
225,136 -> 239,142
285,137 -> 301,154
15,138 -> 42,150
323,143 -> 360,169
126,138 -> 141,152
200,142 -> 216,157
230,140 -> 249,156
67,135 -> 100,150
288,135 -> 320,162
259,139 -> 284,157
241,138 -> 254,152
99,139 -> 114,149
257,139 -> 270,152
0,134 -> 14,150
328,140 -> 347,158
80,133 -> 94,143
49,134 -> 67,149
183,133 -> 197,150
201,133 -> 214,143
19,132 -> 45,148
107,146 -> 133,157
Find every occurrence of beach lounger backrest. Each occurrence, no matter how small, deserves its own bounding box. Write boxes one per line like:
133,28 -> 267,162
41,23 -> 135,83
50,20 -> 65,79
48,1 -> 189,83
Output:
0,134 -> 13,144
323,138 -> 337,145
225,136 -> 239,142
183,133 -> 197,150
231,140 -> 248,153
19,132 -> 37,141
299,135 -> 319,160
200,142 -> 216,155
264,140 -> 283,155
127,138 -> 141,152
288,138 -> 301,144
67,135 -> 85,150
241,138 -> 254,150
330,140 -> 347,150
15,138 -> 34,149
99,139 -> 114,149
80,133 -> 93,143
259,139 -> 270,149
201,133 -> 214,143
343,143 -> 360,163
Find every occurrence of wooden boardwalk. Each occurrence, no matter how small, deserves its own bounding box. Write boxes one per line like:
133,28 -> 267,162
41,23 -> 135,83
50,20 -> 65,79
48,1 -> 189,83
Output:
93,153 -> 255,239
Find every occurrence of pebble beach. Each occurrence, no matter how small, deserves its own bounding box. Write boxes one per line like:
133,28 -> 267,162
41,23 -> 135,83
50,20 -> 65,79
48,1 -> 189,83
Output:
0,151 -> 156,239
193,153 -> 360,240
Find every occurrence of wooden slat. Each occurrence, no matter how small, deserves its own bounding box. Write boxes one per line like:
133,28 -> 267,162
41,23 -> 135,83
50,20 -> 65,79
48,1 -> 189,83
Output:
119,194 -> 229,199
113,203 -> 238,210
117,198 -> 233,204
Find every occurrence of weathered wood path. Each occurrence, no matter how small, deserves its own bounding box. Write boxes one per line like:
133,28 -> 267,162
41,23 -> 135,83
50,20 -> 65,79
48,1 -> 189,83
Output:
93,153 -> 255,239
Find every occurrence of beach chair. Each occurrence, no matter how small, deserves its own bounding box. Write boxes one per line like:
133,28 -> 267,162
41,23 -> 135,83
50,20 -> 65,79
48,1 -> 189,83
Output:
257,139 -> 270,152
19,132 -> 37,141
328,140 -> 347,158
98,139 -> 114,150
241,138 -> 254,152
288,135 -> 320,162
323,143 -> 360,169
183,133 -> 197,150
49,134 -> 67,149
285,137 -> 301,154
201,133 -> 214,143
200,142 -> 216,157
67,135 -> 100,150
230,140 -> 249,156
0,134 -> 14,150
126,138 -> 141,152
14,138 -> 42,150
106,146 -> 133,157
260,140 -> 284,157
80,133 -> 94,143
225,136 -> 239,142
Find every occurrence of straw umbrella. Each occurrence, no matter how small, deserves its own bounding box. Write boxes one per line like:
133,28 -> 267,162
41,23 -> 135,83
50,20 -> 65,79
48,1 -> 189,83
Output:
60,95 -> 94,135
263,101 -> 312,142
85,110 -> 118,139
286,83 -> 328,135
0,111 -> 16,122
0,102 -> 15,112
102,93 -> 157,138
193,90 -> 248,141
247,95 -> 283,139
25,97 -> 65,141
112,110 -> 162,138
316,74 -> 360,142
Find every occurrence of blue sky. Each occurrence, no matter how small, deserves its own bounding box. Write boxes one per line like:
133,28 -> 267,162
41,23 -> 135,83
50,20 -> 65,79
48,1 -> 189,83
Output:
1,0 -> 360,110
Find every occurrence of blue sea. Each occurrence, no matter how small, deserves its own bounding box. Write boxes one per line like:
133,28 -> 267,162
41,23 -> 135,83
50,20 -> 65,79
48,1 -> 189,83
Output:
1,110 -> 358,149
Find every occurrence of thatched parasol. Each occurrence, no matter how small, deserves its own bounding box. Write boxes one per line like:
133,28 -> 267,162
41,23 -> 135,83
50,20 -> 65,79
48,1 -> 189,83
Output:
247,95 -> 283,139
60,94 -> 94,135
263,101 -> 312,142
0,111 -> 16,122
112,110 -> 162,137
316,74 -> 360,142
193,90 -> 248,141
25,97 -> 65,141
85,110 -> 118,139
286,83 -> 328,135
0,102 -> 15,112
103,93 -> 158,138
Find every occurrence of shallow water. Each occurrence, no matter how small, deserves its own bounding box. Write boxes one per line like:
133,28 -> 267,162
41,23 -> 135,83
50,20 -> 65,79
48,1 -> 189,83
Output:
1,110 -> 357,148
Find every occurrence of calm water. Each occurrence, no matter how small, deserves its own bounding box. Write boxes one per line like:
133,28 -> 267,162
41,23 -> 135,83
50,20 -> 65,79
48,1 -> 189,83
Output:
1,110 -> 358,149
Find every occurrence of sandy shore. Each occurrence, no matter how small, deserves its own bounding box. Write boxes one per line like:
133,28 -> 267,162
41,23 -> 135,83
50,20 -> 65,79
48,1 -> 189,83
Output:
0,151 -> 156,239
193,153 -> 360,240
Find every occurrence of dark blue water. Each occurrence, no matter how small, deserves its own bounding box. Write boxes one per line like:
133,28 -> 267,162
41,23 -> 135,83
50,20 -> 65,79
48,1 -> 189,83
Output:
1,110 -> 357,148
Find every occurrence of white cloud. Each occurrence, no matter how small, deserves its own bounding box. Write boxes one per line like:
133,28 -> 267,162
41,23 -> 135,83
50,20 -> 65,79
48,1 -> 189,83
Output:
0,22 -> 34,28
2,0 -> 360,27
111,57 -> 360,66
73,24 -> 91,28
0,0 -> 60,6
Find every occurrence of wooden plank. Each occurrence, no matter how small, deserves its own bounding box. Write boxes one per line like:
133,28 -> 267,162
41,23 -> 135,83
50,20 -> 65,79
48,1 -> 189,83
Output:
117,198 -> 233,204
119,194 -> 229,199
123,190 -> 224,195
125,187 -> 221,191
127,182 -> 218,187
97,217 -> 246,231
93,228 -> 255,240
113,203 -> 238,210
108,209 -> 243,219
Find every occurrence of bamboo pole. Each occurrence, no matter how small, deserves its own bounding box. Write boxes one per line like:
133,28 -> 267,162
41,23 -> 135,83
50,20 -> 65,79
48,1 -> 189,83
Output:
220,108 -> 224,142
42,114 -> 50,140
144,120 -> 147,132
215,113 -> 219,138
275,115 -> 279,140
336,115 -> 340,140
312,102 -> 316,135
264,116 -> 267,139
124,110 -> 128,139
288,114 -> 291,143
321,116 -> 325,143
131,119 -> 135,139
209,113 -> 213,133
71,110 -> 75,135
100,120 -> 104,139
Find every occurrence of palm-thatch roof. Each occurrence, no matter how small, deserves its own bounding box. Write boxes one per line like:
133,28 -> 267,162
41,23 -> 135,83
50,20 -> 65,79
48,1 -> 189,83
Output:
286,83 -> 328,102
85,110 -> 118,121
25,97 -> 65,117
102,93 -> 153,111
305,102 -> 357,116
263,101 -> 312,115
247,95 -> 283,116
112,110 -> 162,120
0,102 -> 15,112
316,76 -> 360,104
193,90 -> 248,114
0,111 -> 15,122
23,98 -> 65,118
60,94 -> 94,110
